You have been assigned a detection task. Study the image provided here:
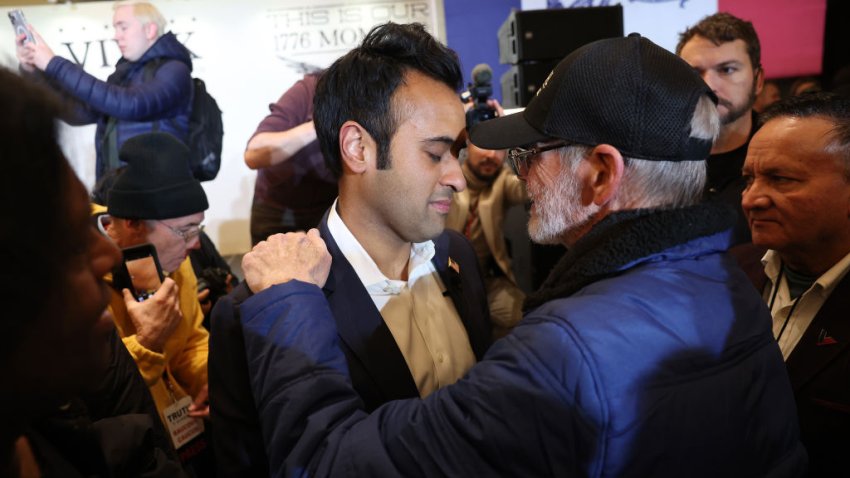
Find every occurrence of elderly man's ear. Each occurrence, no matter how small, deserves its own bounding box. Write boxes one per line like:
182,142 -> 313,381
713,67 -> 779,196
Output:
586,144 -> 625,207
339,121 -> 374,174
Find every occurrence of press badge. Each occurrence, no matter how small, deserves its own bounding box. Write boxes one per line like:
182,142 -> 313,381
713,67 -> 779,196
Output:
163,395 -> 204,449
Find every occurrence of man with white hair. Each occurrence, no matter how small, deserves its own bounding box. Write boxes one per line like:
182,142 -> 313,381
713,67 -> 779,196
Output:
234,33 -> 805,476
15,1 -> 193,181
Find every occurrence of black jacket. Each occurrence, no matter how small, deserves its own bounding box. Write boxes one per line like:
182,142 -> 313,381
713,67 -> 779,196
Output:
28,331 -> 184,477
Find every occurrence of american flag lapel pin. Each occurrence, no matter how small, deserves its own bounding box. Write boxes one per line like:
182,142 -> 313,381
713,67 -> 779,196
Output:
817,328 -> 838,346
448,257 -> 460,274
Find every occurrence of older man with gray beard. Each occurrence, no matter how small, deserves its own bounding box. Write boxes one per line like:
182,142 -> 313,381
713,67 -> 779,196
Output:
229,33 -> 805,477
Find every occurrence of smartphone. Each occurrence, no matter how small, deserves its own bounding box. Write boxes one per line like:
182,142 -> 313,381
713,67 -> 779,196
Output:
112,243 -> 165,302
8,9 -> 35,45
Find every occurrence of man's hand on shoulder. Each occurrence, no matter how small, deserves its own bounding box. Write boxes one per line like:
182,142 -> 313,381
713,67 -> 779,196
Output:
243,228 -> 331,293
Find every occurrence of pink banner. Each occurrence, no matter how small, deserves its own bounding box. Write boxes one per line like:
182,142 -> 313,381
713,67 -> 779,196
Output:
719,0 -> 827,78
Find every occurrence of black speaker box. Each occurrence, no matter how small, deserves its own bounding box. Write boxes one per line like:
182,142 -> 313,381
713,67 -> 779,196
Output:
500,60 -> 560,108
498,6 -> 624,64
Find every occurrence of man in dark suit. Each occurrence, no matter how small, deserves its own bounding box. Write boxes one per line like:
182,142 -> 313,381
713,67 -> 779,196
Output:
208,23 -> 491,477
742,92 -> 850,476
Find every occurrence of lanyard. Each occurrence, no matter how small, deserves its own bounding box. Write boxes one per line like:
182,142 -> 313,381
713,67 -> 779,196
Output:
162,371 -> 178,403
768,265 -> 803,342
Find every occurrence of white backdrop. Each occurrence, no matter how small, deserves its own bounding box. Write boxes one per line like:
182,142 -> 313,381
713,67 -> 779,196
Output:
0,0 -> 445,255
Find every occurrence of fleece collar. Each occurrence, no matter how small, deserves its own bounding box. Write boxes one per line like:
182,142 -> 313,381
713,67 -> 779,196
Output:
523,202 -> 735,311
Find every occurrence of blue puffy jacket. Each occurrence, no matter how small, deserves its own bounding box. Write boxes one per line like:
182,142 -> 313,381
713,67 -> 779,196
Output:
42,32 -> 192,180
238,204 -> 807,477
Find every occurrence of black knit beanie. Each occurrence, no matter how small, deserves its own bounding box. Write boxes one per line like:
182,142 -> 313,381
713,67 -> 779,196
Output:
107,133 -> 209,219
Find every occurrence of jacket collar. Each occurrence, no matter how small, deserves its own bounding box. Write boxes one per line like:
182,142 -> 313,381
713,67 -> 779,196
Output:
110,32 -> 193,82
318,209 -> 419,399
785,270 -> 850,391
524,202 -> 735,311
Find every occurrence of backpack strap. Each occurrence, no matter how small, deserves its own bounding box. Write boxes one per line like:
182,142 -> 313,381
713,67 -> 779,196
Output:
143,59 -> 166,133
144,58 -> 191,133
102,116 -> 120,171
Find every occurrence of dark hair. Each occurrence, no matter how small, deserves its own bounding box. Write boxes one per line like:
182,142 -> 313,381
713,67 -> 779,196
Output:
789,76 -> 822,96
830,64 -> 850,97
760,92 -> 850,177
0,68 -> 71,357
314,22 -> 462,177
676,12 -> 762,72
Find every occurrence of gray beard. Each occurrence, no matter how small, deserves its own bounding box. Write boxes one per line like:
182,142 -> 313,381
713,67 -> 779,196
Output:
527,157 -> 599,245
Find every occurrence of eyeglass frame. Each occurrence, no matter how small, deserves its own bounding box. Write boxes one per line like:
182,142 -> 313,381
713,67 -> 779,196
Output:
506,141 -> 569,177
156,220 -> 205,243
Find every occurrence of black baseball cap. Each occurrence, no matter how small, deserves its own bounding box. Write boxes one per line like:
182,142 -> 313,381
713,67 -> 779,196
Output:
470,33 -> 716,162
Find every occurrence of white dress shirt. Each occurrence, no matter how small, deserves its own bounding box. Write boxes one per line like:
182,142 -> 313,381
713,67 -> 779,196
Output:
328,200 -> 475,397
762,249 -> 850,360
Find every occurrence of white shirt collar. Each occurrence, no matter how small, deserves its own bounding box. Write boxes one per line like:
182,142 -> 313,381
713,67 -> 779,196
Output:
327,198 -> 436,295
762,249 -> 850,296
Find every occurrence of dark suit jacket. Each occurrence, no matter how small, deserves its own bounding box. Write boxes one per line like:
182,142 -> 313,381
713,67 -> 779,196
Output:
209,212 -> 492,477
755,268 -> 850,476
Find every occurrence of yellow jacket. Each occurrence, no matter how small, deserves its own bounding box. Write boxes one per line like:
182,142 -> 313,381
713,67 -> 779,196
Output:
94,203 -> 209,425
108,256 -> 209,426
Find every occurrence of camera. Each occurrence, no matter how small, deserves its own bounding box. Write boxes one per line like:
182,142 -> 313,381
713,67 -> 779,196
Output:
197,267 -> 232,305
464,63 -> 497,129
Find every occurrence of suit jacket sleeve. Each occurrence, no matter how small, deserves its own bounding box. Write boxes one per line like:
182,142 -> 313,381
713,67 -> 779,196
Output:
240,281 -> 600,478
43,56 -> 192,121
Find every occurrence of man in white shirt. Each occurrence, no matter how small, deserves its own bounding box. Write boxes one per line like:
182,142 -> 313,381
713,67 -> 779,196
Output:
741,91 -> 850,476
209,22 -> 491,476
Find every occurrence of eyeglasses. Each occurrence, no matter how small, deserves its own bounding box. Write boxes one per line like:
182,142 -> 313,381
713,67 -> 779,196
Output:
507,141 -> 568,177
157,220 -> 204,243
